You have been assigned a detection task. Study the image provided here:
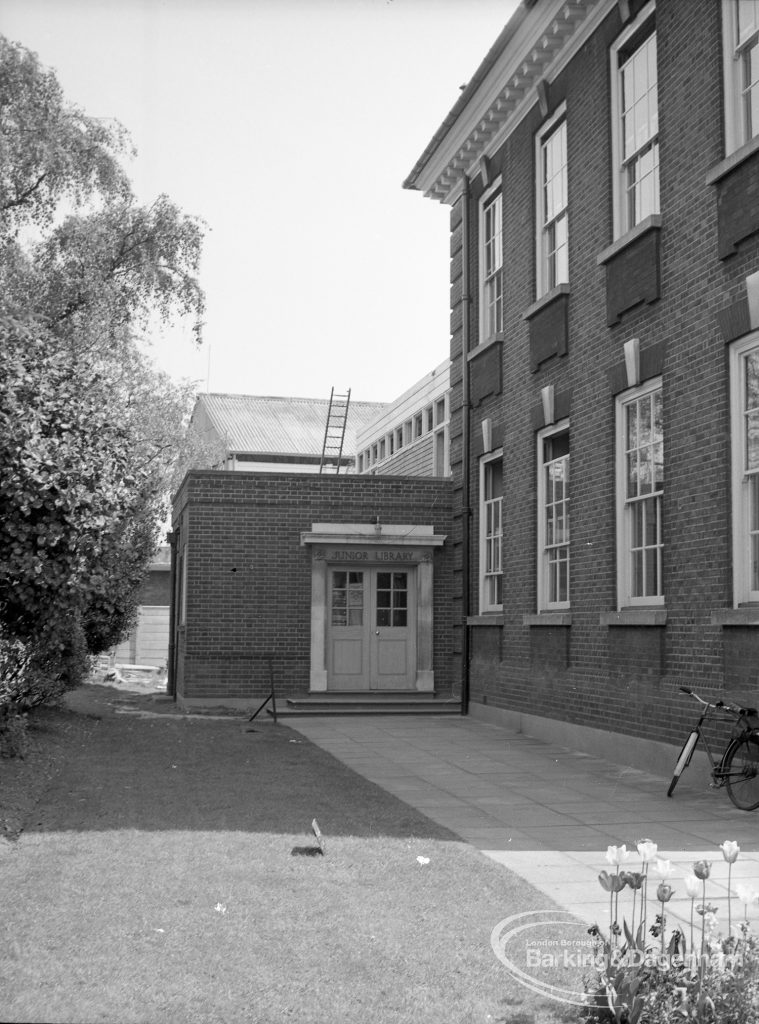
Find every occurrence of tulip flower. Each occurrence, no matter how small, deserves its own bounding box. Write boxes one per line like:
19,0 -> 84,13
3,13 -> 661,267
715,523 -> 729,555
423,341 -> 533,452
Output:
606,844 -> 632,865
637,839 -> 658,863
721,843 -> 740,935
657,882 -> 674,903
617,869 -> 644,936
621,871 -> 644,890
720,840 -> 740,864
684,872 -> 700,958
599,869 -> 626,947
735,884 -> 758,921
693,861 -> 711,964
636,839 -> 658,939
684,873 -> 700,899
656,883 -> 675,953
598,870 -> 626,893
653,858 -> 675,878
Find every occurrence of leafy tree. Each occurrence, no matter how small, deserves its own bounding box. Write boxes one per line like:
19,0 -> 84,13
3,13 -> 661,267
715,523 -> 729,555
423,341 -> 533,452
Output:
0,35 -> 209,724
0,36 -> 131,231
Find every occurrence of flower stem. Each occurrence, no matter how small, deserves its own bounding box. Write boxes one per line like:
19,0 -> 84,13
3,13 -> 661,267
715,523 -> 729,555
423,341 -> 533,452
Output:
660,901 -> 665,954
699,880 -> 707,993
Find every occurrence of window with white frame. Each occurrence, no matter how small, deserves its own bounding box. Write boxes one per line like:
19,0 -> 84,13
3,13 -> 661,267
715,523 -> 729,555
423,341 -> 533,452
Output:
611,3 -> 659,237
432,395 -> 449,477
616,378 -> 664,606
480,183 -> 503,343
480,453 -> 503,611
723,0 -> 759,154
537,424 -> 570,609
536,111 -> 568,296
730,332 -> 759,605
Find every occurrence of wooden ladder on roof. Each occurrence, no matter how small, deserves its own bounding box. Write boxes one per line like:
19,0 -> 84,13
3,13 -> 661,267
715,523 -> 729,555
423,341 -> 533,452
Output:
319,388 -> 351,474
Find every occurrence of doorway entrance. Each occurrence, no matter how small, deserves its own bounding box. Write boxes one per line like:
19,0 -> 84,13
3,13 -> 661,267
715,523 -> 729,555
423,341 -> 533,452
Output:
327,566 -> 417,690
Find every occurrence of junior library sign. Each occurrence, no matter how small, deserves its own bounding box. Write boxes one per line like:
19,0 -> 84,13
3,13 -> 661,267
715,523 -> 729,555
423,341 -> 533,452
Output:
326,548 -> 420,562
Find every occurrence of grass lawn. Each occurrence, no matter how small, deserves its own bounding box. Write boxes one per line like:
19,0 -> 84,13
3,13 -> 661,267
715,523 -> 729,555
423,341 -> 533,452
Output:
0,689 -> 586,1024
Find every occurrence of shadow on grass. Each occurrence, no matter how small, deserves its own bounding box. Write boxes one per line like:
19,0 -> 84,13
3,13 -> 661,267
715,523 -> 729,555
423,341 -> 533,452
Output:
20,702 -> 463,841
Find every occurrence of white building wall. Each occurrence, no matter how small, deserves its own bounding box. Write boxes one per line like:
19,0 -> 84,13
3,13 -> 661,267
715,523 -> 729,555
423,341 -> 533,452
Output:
356,359 -> 450,477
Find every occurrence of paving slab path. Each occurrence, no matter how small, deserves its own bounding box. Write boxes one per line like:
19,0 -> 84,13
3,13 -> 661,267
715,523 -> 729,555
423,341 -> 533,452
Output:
287,714 -> 759,930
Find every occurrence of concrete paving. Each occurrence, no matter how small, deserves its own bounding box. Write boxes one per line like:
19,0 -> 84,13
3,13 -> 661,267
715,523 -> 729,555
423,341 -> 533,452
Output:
287,714 -> 759,932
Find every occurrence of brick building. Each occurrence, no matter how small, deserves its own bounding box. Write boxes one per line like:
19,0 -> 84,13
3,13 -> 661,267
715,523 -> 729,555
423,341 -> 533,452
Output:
403,0 -> 759,768
170,472 -> 453,711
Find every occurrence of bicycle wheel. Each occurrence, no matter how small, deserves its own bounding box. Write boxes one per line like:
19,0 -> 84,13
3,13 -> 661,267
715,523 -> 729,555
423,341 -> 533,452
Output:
724,734 -> 759,811
668,730 -> 699,797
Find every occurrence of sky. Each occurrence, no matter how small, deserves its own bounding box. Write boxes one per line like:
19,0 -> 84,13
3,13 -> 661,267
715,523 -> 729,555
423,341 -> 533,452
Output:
2,0 -> 518,402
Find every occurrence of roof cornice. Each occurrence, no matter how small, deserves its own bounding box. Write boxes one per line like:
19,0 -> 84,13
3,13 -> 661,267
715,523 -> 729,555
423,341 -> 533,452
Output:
405,0 -> 616,204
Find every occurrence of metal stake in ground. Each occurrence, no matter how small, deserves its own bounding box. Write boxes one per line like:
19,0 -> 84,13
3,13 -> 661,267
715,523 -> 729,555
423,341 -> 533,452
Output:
311,818 -> 326,855
247,655 -> 278,725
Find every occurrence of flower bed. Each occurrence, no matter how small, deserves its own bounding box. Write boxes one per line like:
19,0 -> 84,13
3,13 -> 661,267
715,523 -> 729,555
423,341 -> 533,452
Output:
581,839 -> 759,1023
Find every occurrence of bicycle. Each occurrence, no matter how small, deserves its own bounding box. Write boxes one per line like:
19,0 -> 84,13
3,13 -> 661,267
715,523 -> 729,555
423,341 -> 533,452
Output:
667,687 -> 759,811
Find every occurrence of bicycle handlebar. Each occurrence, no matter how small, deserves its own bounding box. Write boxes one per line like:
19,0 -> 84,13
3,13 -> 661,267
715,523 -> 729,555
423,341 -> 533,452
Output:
679,686 -> 756,718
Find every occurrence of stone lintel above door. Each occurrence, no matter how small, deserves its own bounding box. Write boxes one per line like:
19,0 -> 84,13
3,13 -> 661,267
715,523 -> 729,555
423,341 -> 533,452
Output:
301,522 -> 446,549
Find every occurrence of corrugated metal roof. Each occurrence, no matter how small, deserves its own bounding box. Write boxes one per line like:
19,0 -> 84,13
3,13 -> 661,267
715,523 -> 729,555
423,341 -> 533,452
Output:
194,393 -> 389,457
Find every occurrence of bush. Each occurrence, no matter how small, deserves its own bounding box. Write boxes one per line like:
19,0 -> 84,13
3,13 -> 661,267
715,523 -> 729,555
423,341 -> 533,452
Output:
0,614 -> 92,757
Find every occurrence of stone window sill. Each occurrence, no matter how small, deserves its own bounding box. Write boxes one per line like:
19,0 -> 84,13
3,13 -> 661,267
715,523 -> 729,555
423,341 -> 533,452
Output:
467,614 -> 504,626
523,284 -> 570,322
705,135 -> 759,186
523,612 -> 572,626
711,607 -> 759,627
600,607 -> 667,626
596,214 -> 662,266
468,334 -> 504,362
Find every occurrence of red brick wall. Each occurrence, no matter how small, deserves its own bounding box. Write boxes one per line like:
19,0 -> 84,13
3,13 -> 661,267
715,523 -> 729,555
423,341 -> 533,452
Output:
449,0 -> 759,748
171,471 -> 453,702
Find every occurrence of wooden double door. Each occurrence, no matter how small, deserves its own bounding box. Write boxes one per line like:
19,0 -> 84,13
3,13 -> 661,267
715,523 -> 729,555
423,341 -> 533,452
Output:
327,565 -> 417,690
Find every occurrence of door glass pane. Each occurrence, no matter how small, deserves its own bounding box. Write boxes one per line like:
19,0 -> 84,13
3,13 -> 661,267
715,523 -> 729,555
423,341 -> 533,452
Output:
376,571 -> 408,628
332,570 -> 363,626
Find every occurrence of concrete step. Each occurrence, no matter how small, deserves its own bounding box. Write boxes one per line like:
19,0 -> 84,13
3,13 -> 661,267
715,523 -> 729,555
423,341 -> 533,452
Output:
271,692 -> 462,716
